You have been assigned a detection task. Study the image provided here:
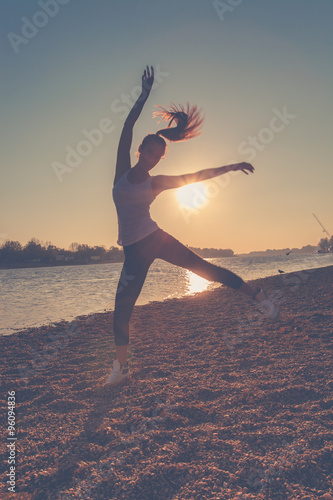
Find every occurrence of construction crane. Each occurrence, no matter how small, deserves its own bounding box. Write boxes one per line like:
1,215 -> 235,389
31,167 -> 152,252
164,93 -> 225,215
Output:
312,213 -> 331,238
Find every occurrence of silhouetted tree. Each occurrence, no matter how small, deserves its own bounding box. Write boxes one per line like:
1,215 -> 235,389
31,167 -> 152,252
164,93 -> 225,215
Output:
75,244 -> 91,263
44,244 -> 60,264
0,240 -> 23,264
23,238 -> 44,261
318,237 -> 332,252
92,245 -> 107,258
106,246 -> 124,262
69,242 -> 79,253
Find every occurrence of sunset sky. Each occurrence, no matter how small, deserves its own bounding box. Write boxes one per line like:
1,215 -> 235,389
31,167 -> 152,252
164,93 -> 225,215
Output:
1,0 -> 332,254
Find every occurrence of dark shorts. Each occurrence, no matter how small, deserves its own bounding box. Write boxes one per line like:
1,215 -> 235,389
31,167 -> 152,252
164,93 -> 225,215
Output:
123,228 -> 196,269
113,228 -> 244,346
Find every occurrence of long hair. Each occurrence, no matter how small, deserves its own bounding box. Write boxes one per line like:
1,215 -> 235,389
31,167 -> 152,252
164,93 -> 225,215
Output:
153,102 -> 204,142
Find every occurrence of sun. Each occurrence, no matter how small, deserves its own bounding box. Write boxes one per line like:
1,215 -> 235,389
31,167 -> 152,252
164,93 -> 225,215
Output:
176,183 -> 207,209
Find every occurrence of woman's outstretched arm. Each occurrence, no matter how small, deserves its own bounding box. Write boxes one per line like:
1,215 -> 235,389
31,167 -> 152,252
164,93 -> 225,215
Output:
151,162 -> 254,194
113,66 -> 154,186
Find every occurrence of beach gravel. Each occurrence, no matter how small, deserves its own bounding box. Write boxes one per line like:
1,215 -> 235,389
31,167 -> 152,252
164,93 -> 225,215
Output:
0,266 -> 332,499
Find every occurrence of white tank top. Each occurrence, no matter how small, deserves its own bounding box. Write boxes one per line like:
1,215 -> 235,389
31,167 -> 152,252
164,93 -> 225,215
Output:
112,170 -> 159,246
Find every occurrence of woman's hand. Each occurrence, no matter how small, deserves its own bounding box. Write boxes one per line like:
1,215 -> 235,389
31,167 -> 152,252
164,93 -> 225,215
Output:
141,65 -> 154,97
231,162 -> 255,175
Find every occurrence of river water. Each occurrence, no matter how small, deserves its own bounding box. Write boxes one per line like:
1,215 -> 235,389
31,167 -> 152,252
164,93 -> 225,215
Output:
1,252 -> 332,336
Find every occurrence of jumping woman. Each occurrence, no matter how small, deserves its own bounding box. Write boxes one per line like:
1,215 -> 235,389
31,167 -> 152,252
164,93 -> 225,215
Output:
106,66 -> 279,387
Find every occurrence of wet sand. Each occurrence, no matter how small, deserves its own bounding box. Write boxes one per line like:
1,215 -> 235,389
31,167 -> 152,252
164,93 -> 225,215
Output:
0,266 -> 332,500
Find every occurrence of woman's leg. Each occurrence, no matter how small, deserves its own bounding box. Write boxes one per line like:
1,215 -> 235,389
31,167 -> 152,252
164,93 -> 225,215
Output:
155,230 -> 258,297
113,250 -> 151,365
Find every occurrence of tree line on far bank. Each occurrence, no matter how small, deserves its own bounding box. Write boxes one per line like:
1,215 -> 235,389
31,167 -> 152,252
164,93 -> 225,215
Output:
1,236 -> 331,269
0,238 -> 123,268
0,238 -> 235,269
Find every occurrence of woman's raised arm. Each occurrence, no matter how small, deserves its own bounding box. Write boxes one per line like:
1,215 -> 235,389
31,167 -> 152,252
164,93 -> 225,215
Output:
113,66 -> 154,186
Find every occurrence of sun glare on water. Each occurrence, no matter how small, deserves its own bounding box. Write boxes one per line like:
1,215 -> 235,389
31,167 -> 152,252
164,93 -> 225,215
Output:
185,270 -> 210,295
176,183 -> 207,209
175,183 -> 210,295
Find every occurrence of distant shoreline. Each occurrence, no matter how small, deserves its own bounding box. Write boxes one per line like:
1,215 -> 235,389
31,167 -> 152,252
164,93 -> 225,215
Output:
0,249 -> 328,270
0,259 -> 124,270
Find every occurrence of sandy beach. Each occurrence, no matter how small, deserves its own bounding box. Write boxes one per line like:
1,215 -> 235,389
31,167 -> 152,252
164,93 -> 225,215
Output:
1,265 -> 332,500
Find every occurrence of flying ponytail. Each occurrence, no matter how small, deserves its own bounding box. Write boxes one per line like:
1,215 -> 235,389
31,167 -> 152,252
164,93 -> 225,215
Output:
153,102 -> 204,142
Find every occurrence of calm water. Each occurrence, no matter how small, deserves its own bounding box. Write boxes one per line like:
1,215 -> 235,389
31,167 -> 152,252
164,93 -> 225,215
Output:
1,253 -> 332,336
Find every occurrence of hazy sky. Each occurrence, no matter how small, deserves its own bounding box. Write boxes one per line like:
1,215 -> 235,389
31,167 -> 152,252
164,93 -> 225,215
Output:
1,0 -> 332,254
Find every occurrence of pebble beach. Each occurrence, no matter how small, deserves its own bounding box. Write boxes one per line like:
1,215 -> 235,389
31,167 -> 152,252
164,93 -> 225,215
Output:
1,266 -> 332,500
